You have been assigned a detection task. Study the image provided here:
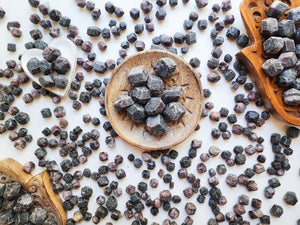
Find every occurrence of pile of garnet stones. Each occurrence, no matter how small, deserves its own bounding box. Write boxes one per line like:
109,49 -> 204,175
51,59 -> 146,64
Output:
114,57 -> 186,136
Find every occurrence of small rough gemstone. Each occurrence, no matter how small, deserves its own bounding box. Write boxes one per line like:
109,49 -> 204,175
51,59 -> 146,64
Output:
226,173 -> 238,187
278,52 -> 297,68
282,38 -> 295,52
288,6 -> 300,26
270,204 -> 283,217
39,75 -> 54,88
114,94 -> 134,113
262,58 -> 284,77
127,104 -> 146,122
54,57 -> 71,74
87,26 -> 101,37
197,19 -> 208,30
145,97 -> 165,116
161,87 -> 183,104
282,88 -> 300,106
278,19 -> 296,38
3,182 -> 22,200
186,31 -> 197,45
54,75 -> 68,89
128,66 -> 149,87
283,191 -> 298,206
93,61 -> 107,74
145,114 -> 167,136
163,102 -> 186,121
185,202 -> 196,215
131,86 -> 151,105
154,57 -> 177,78
226,27 -> 240,40
278,68 -> 297,87
155,8 -> 167,20
39,60 -> 53,75
27,57 -> 40,75
147,75 -> 164,96
237,34 -> 250,48
263,37 -> 284,54
29,207 -> 47,224
261,18 -> 278,37
266,0 -> 288,19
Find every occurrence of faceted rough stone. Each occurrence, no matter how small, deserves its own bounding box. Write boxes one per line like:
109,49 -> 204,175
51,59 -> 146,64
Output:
173,32 -> 186,44
14,193 -> 34,213
131,86 -> 151,105
128,66 -> 149,86
145,114 -> 167,136
278,52 -> 297,68
54,57 -> 71,74
283,191 -> 298,205
288,7 -> 300,26
186,31 -> 197,45
0,7 -> 6,18
245,111 -> 259,123
39,75 -> 55,87
87,26 -> 101,37
162,87 -> 183,104
278,68 -> 297,87
262,58 -> 284,77
261,18 -> 278,37
42,47 -> 61,62
39,60 -> 53,75
282,38 -> 295,52
29,207 -> 47,224
270,204 -> 283,217
154,57 -> 177,78
145,97 -> 165,116
27,57 -> 40,75
54,75 -> 68,89
127,103 -> 146,122
114,94 -> 134,113
0,209 -> 14,224
263,37 -> 284,54
3,182 -> 22,200
163,102 -> 186,121
278,19 -> 296,38
147,75 -> 164,96
93,61 -> 107,74
266,0 -> 288,20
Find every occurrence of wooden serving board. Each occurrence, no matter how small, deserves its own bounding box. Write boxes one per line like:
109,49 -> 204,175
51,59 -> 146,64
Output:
105,50 -> 203,150
236,0 -> 300,125
0,158 -> 66,225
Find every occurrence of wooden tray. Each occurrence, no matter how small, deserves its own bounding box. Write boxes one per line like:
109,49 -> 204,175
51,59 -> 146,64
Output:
105,50 -> 203,150
0,158 -> 66,225
236,0 -> 300,125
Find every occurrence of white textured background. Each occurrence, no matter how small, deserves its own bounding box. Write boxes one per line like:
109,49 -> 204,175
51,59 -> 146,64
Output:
0,0 -> 299,224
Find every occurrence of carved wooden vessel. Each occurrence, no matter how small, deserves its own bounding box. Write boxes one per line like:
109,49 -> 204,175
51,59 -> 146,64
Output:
105,50 -> 203,150
0,158 -> 67,225
236,0 -> 300,125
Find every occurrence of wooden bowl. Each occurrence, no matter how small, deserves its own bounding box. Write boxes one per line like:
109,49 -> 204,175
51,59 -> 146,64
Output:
0,158 -> 66,225
105,50 -> 203,150
236,0 -> 300,126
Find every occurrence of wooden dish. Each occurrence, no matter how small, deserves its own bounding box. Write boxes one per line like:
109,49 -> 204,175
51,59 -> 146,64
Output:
0,158 -> 66,225
236,0 -> 300,125
105,50 -> 203,151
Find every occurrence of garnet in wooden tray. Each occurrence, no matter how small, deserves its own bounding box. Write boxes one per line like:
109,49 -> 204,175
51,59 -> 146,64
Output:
236,0 -> 300,125
105,50 -> 203,150
0,158 -> 67,225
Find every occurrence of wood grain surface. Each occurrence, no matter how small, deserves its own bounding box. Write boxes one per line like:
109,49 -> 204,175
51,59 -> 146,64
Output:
0,158 -> 67,225
236,0 -> 300,125
105,50 -> 203,150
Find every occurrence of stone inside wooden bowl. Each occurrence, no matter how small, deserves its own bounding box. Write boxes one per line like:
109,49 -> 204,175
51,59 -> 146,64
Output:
0,158 -> 66,225
105,50 -> 203,150
236,0 -> 300,125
